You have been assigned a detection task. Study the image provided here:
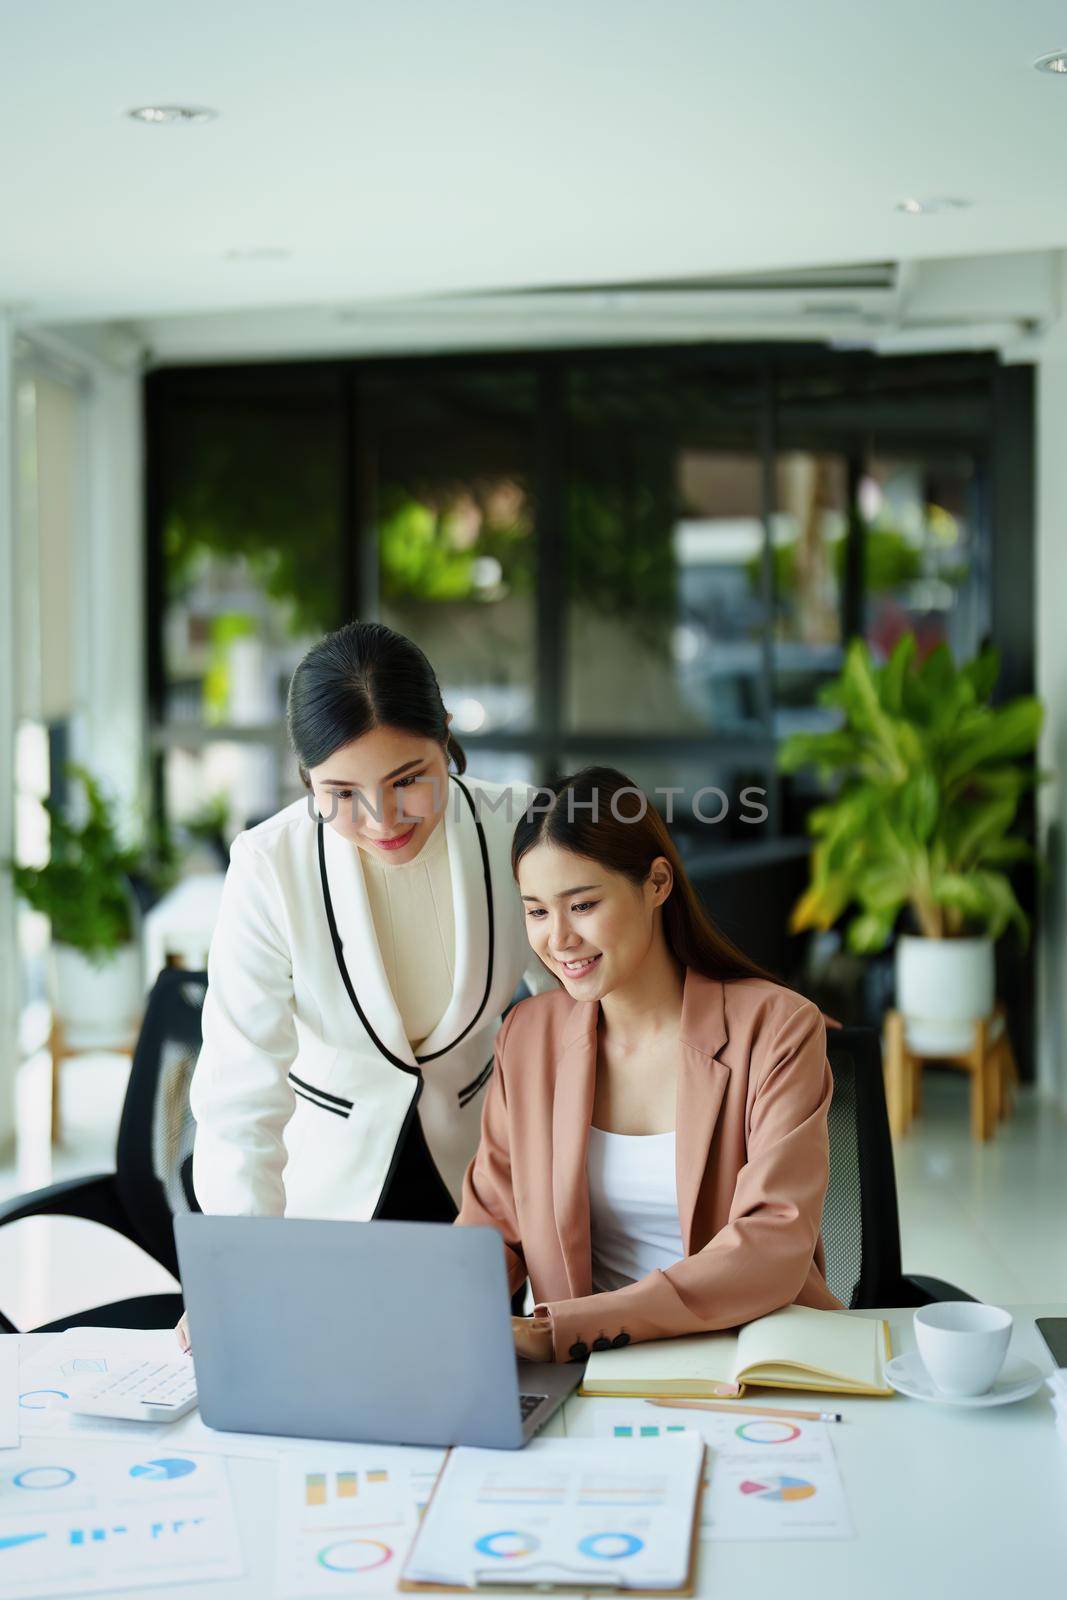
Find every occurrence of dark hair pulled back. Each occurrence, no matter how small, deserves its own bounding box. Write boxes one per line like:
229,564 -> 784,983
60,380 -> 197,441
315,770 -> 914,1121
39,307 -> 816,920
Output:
286,620 -> 466,788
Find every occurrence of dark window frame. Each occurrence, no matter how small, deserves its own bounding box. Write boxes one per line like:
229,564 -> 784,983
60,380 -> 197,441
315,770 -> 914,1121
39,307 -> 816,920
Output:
144,343 -> 1035,1070
146,341 -> 1022,784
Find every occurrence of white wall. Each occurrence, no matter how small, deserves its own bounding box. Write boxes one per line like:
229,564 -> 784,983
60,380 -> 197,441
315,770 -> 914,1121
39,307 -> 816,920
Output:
74,358 -> 146,828
0,316 -> 18,1146
0,328 -> 145,1149
13,332 -> 146,831
1035,254 -> 1067,1116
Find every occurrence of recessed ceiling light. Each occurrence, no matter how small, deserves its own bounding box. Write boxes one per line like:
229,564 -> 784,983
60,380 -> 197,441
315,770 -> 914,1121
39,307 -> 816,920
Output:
126,105 -> 218,125
225,248 -> 291,262
895,196 -> 971,216
1034,49 -> 1067,74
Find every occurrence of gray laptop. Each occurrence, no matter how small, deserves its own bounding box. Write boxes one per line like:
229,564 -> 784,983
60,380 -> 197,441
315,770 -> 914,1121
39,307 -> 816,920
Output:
173,1215 -> 582,1449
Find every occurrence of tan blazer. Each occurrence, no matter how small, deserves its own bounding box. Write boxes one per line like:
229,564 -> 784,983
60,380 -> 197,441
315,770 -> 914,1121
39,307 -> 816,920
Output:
457,966 -> 842,1360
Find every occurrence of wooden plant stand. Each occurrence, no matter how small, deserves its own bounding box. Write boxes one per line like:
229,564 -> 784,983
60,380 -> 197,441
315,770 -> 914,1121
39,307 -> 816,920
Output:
882,1003 -> 1019,1143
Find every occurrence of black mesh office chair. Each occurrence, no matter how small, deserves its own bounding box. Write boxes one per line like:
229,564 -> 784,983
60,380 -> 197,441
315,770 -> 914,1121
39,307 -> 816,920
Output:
823,1025 -> 972,1308
0,966 -> 205,1334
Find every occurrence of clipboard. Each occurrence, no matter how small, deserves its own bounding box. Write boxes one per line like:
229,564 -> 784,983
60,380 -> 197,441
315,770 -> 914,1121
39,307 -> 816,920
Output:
399,1443 -> 706,1595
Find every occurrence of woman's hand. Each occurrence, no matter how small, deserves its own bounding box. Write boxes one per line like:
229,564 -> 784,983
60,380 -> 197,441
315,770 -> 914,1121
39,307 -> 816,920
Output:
175,1312 -> 191,1354
512,1315 -> 553,1364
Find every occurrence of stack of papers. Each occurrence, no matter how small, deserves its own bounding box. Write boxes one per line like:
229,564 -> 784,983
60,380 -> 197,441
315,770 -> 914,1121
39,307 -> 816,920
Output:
401,1435 -> 705,1592
587,1403 -> 853,1542
0,1437 -> 242,1597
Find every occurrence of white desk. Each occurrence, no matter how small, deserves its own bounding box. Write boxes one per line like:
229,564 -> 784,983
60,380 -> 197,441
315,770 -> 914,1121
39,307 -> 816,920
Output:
11,1304 -> 1067,1599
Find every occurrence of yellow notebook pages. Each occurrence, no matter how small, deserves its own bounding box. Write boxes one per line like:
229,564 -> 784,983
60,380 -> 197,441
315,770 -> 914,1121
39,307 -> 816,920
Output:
580,1306 -> 893,1399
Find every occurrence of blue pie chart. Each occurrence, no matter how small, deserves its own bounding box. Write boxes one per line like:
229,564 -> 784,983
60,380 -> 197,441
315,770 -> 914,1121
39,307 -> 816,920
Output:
579,1532 -> 644,1560
129,1458 -> 197,1482
18,1390 -> 68,1410
13,1466 -> 76,1491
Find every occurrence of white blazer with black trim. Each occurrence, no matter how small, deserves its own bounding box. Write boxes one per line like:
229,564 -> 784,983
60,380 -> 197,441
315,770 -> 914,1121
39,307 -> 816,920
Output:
189,772 -> 554,1220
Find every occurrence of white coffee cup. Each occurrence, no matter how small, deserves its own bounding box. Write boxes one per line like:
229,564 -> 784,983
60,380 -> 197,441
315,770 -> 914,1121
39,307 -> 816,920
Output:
913,1301 -> 1013,1397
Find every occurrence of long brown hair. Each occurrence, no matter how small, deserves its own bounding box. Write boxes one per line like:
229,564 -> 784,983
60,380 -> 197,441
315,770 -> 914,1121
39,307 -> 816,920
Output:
512,766 -> 778,984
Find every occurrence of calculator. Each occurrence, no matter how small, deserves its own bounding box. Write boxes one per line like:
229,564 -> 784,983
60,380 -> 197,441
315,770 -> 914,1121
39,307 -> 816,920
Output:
67,1358 -> 198,1423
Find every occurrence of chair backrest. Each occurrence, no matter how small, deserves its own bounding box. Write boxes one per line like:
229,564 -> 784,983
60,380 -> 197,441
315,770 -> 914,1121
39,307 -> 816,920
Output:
111,974 -> 904,1304
823,1026 -> 905,1309
114,966 -> 207,1276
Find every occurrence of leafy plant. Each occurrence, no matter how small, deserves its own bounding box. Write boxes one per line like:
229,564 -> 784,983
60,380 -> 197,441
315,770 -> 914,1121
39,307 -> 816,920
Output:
778,634 -> 1044,952
183,792 -> 231,846
5,766 -> 174,964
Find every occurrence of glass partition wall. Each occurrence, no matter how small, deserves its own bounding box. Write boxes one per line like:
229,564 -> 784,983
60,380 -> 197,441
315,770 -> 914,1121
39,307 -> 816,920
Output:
146,347 -> 1033,1039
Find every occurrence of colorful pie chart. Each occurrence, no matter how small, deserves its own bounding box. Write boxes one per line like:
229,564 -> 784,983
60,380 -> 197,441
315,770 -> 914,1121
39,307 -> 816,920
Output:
475,1530 -> 540,1559
735,1420 -> 801,1445
317,1539 -> 393,1573
740,1475 -> 816,1502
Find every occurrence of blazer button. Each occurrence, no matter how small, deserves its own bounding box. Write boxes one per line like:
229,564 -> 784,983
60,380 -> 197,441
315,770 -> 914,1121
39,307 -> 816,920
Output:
568,1341 -> 589,1362
591,1337 -> 611,1352
611,1331 -> 630,1348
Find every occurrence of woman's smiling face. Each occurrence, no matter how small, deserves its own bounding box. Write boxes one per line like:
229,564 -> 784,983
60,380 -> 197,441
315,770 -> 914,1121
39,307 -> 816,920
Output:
517,843 -> 672,999
307,724 -> 450,863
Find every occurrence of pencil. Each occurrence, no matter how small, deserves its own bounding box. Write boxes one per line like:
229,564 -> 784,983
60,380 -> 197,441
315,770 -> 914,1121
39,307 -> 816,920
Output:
650,1397 -> 844,1424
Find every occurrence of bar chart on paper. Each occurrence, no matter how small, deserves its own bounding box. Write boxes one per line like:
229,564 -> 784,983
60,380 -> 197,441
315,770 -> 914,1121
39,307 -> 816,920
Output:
277,1445 -> 445,1598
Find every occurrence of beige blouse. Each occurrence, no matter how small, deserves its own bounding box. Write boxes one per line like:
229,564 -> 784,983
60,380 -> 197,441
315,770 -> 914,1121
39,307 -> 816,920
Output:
360,814 -> 455,1049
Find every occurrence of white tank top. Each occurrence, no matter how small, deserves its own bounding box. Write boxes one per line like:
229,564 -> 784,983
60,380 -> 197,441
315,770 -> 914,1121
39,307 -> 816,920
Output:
587,1126 -> 685,1292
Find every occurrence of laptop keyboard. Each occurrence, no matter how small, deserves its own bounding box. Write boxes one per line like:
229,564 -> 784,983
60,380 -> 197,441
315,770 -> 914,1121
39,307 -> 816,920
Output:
519,1392 -> 548,1423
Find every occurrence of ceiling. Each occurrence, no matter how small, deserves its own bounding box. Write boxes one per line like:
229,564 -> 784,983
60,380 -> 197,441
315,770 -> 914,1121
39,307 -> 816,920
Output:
5,1 -> 1067,343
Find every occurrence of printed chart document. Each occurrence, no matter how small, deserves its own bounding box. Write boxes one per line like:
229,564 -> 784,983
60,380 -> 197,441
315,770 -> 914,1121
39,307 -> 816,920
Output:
587,1404 -> 854,1541
19,1328 -> 309,1459
1,1335 -> 18,1449
17,1329 -> 187,1441
0,1437 -> 242,1598
275,1441 -> 445,1597
401,1435 -> 704,1593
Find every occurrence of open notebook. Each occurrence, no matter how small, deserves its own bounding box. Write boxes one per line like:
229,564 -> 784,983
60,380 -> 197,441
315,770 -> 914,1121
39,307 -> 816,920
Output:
580,1306 -> 893,1399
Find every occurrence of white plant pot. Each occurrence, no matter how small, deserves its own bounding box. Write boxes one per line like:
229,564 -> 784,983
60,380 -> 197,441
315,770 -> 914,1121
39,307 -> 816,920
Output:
50,942 -> 143,1050
895,934 -> 995,1055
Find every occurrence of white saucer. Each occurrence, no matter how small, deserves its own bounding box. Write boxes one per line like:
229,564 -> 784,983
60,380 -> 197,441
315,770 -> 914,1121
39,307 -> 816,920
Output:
885,1350 -> 1045,1407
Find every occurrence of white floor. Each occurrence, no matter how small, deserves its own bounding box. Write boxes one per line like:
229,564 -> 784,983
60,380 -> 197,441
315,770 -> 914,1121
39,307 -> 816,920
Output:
1,1049 -> 1066,1324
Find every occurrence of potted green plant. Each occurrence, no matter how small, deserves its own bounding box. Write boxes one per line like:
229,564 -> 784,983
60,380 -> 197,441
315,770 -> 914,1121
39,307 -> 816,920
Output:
5,765 -> 174,1047
778,634 -> 1043,1052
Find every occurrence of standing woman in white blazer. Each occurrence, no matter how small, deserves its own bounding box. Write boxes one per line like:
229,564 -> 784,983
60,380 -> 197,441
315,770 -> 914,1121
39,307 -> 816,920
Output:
187,620 -> 554,1232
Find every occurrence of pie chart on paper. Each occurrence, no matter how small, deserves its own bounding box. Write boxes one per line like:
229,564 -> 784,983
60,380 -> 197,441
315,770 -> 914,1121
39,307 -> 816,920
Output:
129,1458 -> 197,1482
739,1475 -> 816,1503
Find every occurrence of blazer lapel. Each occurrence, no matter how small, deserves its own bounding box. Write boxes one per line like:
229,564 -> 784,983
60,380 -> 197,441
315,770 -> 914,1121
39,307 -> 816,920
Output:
321,819 -> 416,1068
552,998 -> 598,1298
415,775 -> 490,1058
550,967 -> 731,1292
674,969 -> 730,1254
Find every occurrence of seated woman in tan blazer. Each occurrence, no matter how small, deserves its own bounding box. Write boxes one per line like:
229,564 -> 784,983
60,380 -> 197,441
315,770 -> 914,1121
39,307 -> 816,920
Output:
457,765 -> 843,1364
